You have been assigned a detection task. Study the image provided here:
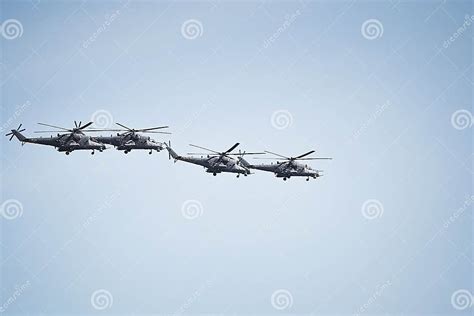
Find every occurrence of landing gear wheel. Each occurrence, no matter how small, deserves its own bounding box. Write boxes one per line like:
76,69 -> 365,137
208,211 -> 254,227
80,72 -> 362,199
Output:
124,151 -> 129,154
283,177 -> 287,181
213,173 -> 217,176
66,152 -> 70,155
91,151 -> 95,155
149,150 -> 152,155
306,177 -> 310,181
236,174 -> 240,178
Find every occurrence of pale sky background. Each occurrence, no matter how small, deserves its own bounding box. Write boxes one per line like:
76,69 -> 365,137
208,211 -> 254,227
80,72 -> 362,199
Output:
0,0 -> 472,315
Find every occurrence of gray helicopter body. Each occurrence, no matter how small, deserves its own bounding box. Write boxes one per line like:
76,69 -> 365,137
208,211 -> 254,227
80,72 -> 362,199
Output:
239,158 -> 320,179
6,124 -> 106,155
6,123 -> 332,181
238,150 -> 331,181
166,143 -> 252,176
95,134 -> 164,153
90,123 -> 169,154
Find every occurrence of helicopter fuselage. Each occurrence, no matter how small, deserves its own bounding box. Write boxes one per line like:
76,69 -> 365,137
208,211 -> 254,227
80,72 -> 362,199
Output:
95,134 -> 163,152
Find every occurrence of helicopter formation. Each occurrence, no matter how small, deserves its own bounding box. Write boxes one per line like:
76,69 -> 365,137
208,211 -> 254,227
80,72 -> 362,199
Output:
6,121 -> 332,181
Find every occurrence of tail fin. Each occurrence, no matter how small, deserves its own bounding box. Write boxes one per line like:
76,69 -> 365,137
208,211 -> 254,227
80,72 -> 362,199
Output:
5,124 -> 27,142
165,141 -> 179,160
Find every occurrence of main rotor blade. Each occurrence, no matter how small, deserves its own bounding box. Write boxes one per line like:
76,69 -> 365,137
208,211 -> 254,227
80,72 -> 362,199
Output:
224,143 -> 240,154
295,150 -> 316,159
115,122 -> 132,131
34,130 -> 67,133
296,157 -> 332,160
264,151 -> 290,159
75,129 -> 121,133
78,121 -> 93,130
138,126 -> 169,131
74,121 -> 78,127
85,129 -> 127,132
37,123 -> 71,131
227,152 -> 266,155
83,128 -> 171,134
187,153 -> 217,156
189,144 -> 221,155
140,131 -> 172,134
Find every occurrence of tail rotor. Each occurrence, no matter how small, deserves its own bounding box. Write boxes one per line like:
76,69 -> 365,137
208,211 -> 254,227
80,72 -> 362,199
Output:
5,124 -> 25,141
6,133 -> 14,141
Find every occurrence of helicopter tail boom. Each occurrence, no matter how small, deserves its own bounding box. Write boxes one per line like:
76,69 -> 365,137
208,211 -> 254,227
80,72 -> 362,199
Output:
12,130 -> 27,142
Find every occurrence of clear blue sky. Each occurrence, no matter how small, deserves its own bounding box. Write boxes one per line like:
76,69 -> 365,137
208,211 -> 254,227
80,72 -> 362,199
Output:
1,0 -> 472,314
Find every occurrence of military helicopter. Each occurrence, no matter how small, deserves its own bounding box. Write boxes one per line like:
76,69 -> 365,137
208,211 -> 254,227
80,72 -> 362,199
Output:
165,142 -> 263,177
90,123 -> 171,154
238,150 -> 331,181
5,121 -> 107,155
